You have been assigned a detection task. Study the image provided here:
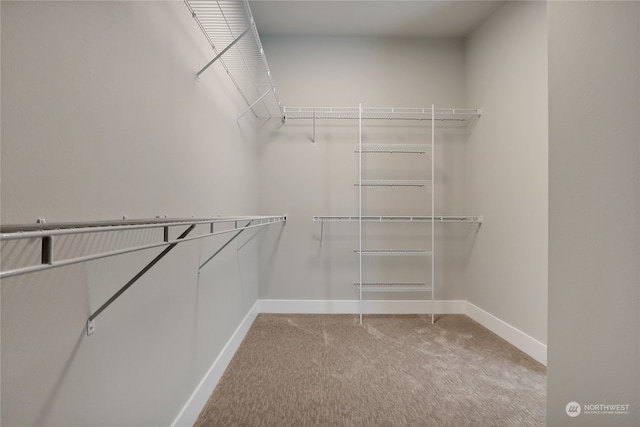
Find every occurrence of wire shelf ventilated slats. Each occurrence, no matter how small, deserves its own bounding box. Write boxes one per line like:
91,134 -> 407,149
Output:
354,249 -> 432,256
186,0 -> 283,118
0,215 -> 287,335
355,179 -> 431,187
313,215 -> 483,223
354,282 -> 432,292
355,144 -> 431,154
0,216 -> 287,277
283,106 -> 481,124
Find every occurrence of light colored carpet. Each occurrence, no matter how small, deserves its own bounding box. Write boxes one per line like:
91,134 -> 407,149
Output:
195,314 -> 546,426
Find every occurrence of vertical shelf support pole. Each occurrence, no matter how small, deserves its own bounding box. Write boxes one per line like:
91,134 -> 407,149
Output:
358,103 -> 363,324
431,104 -> 435,324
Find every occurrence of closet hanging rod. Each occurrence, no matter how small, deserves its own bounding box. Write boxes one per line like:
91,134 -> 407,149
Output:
0,216 -> 282,239
0,216 -> 287,279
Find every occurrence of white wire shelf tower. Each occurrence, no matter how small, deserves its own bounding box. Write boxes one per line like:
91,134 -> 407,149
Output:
354,104 -> 436,324
302,105 -> 482,324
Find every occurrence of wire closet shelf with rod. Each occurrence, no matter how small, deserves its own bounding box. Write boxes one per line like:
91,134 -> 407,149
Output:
0,215 -> 287,335
294,105 -> 482,324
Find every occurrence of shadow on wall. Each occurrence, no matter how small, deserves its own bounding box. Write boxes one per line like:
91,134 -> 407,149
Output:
1,226 -> 226,425
33,328 -> 86,426
257,221 -> 287,295
1,262 -> 92,426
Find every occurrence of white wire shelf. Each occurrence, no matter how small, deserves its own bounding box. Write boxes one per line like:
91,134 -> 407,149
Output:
354,282 -> 432,292
354,250 -> 432,256
0,215 -> 287,277
355,179 -> 431,187
355,144 -> 431,154
283,106 -> 481,123
1,215 -> 287,335
313,215 -> 483,223
186,0 -> 282,118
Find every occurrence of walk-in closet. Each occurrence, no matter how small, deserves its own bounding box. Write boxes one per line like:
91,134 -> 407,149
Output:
1,1 -> 638,426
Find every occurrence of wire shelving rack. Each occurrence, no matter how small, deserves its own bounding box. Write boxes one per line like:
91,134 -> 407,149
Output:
186,0 -> 283,119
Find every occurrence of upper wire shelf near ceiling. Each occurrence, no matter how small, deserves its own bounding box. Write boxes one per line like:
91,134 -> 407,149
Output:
283,106 -> 481,125
186,0 -> 283,118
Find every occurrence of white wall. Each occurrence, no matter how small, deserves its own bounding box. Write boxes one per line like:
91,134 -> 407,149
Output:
1,1 -> 262,425
547,2 -> 640,426
257,36 -> 474,303
464,1 -> 548,344
261,36 -> 466,107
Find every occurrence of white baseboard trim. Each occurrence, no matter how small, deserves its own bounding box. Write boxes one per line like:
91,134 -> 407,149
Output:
465,301 -> 547,366
261,299 -> 547,365
259,299 -> 467,314
170,300 -> 260,427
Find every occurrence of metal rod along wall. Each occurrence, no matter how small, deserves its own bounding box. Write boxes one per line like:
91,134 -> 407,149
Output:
1,215 -> 286,335
0,216 -> 286,279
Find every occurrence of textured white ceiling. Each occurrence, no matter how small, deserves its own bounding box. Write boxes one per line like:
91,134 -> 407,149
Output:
249,0 -> 506,38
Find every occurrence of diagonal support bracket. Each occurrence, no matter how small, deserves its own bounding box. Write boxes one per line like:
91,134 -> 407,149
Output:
237,89 -> 272,121
197,27 -> 251,79
87,224 -> 196,335
199,221 -> 252,272
237,225 -> 267,252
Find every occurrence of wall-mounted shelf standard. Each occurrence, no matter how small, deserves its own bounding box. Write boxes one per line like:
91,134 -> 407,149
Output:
186,0 -> 283,119
0,215 -> 287,335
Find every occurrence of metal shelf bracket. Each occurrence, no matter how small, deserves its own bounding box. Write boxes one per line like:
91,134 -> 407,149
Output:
86,225 -> 196,335
0,215 -> 287,335
197,27 -> 251,79
199,221 -> 251,271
